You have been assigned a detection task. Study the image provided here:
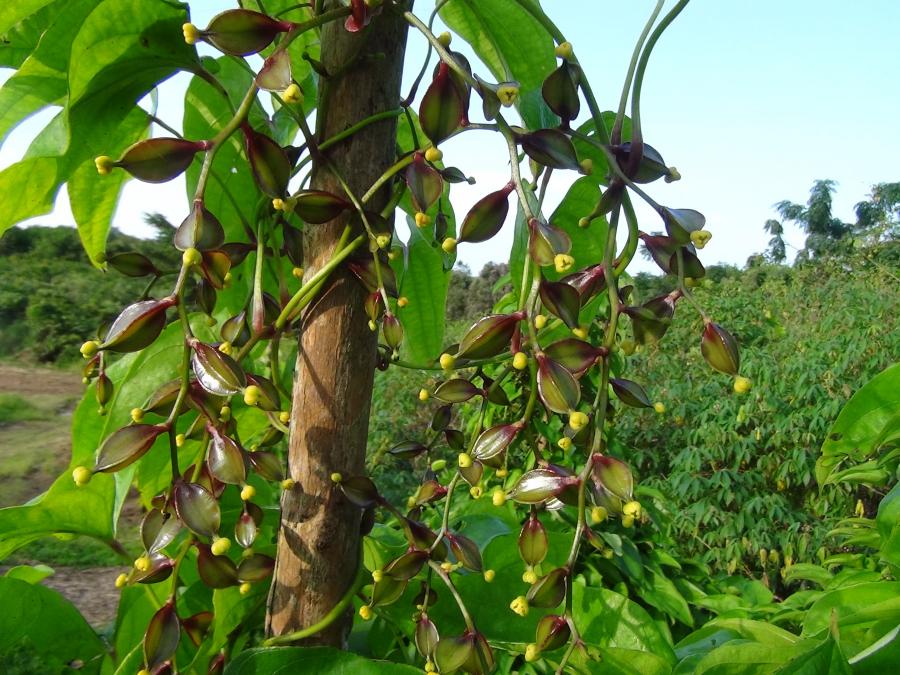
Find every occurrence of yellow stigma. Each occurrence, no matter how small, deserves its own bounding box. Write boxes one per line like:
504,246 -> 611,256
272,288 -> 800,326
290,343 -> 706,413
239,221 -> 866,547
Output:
94,155 -> 114,176
623,500 -> 642,518
415,212 -> 432,228
510,595 -> 529,617
279,410 -> 291,424
496,467 -> 508,478
439,353 -> 456,371
622,514 -> 635,528
375,233 -> 392,249
240,484 -> 256,501
534,314 -> 548,330
372,569 -> 384,583
469,485 -> 483,499
497,83 -> 519,107
182,247 -> 202,267
281,83 -> 303,104
579,158 -> 594,175
578,216 -> 591,228
368,319 -> 377,332
525,643 -> 541,662
72,466 -> 93,486
239,582 -> 252,595
134,555 -> 151,572
130,408 -> 144,423
80,340 -> 100,358
483,569 -> 496,583
211,537 -> 231,556
440,561 -> 454,573
590,505 -> 608,524
424,147 -> 443,163
690,230 -> 712,249
572,326 -> 588,339
458,453 -> 472,469
219,405 -> 231,422
492,488 -> 506,507
359,605 -> 374,621
666,166 -> 682,183
653,401 -> 666,414
568,411 -> 589,431
555,41 -> 574,59
114,573 -> 128,589
292,266 -> 304,279
513,351 -> 528,370
272,198 -> 286,211
557,437 -> 572,451
243,385 -> 261,407
330,472 -> 343,483
734,375 -> 752,394
418,388 -> 430,402
424,659 -> 436,673
182,22 -> 201,45
522,568 -> 538,584
281,478 -> 295,490
397,296 -> 409,308
437,31 -> 452,48
441,237 -> 457,254
175,433 -> 186,448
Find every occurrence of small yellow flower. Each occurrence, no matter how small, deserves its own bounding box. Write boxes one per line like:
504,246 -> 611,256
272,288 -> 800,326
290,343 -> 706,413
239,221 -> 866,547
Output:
590,505 -> 608,524
653,401 -> 666,414
534,314 -> 548,330
114,573 -> 128,589
243,385 -> 261,406
182,247 -> 202,267
239,581 -> 252,595
469,485 -> 483,499
330,472 -> 343,483
94,155 -> 114,176
175,433 -> 186,448
72,466 -> 93,486
439,353 -> 456,371
690,230 -> 712,249
425,147 -> 443,163
376,233 -> 391,249
497,83 -> 519,107
572,326 -> 588,339
525,643 -> 541,662
437,31 -> 452,48
130,408 -> 144,423
492,488 -> 506,507
415,212 -> 432,228
134,555 -> 151,572
182,22 -> 201,45
554,253 -> 575,273
281,83 -> 303,104
240,484 -> 256,501
622,514 -> 635,528
733,376 -> 752,394
272,198 -> 286,211
292,266 -> 304,279
372,569 -> 384,583
219,405 -> 231,422
579,158 -> 594,175
623,500 -> 642,518
666,166 -> 682,183
418,388 -> 430,402
496,467 -> 508,478
279,410 -> 291,424
211,537 -> 231,556
510,595 -> 529,617
522,567 -> 538,584
512,351 -> 528,370
441,237 -> 457,254
397,296 -> 409,308
568,411 -> 589,431
359,605 -> 373,621
440,561 -> 454,573
80,340 -> 100,358
555,41 -> 574,59
458,453 -> 472,469
483,569 -> 496,583
281,478 -> 295,490
424,659 -> 437,673
578,216 -> 591,228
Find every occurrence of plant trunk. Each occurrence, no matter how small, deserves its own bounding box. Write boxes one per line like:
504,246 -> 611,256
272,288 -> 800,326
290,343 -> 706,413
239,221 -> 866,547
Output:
265,4 -> 409,646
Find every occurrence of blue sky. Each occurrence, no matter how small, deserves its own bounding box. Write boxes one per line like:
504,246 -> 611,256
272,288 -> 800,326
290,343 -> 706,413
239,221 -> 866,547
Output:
1,0 -> 898,274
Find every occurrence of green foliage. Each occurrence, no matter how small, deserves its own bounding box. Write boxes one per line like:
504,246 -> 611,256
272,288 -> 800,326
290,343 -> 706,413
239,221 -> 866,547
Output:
619,256 -> 899,576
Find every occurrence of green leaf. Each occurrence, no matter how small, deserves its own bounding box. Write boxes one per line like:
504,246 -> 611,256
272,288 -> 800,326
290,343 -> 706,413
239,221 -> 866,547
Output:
818,363 -> 900,484
0,577 -> 105,672
775,634 -> 850,674
439,0 -> 555,129
877,484 -> 900,566
0,0 -> 57,37
691,640 -> 808,675
802,582 -> 900,638
398,218 -> 451,364
0,0 -> 61,69
3,564 -> 54,584
572,581 -> 677,663
223,647 -> 422,674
